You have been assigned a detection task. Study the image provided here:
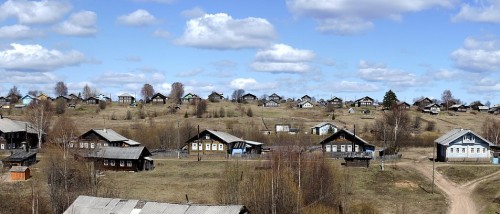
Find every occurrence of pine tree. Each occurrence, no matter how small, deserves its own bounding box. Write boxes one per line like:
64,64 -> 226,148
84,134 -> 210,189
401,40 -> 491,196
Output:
383,90 -> 399,109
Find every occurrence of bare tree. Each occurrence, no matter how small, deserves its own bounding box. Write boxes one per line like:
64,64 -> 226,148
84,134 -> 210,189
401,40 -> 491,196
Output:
28,90 -> 40,97
54,81 -> 68,96
82,84 -> 97,99
441,89 -> 454,111
231,89 -> 245,103
373,106 -> 411,153
25,100 -> 52,149
8,85 -> 21,103
141,83 -> 155,102
169,82 -> 184,103
483,118 -> 500,145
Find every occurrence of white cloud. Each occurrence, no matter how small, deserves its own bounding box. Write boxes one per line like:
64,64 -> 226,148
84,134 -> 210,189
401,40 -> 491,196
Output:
229,78 -> 278,90
0,43 -> 86,72
0,0 -> 71,24
0,24 -> 43,39
0,71 -> 57,84
252,44 -> 315,73
287,0 -> 455,34
181,7 -> 205,18
176,68 -> 204,77
177,13 -> 276,49
357,60 -> 424,87
466,77 -> 500,94
328,80 -> 380,92
93,69 -> 165,86
54,11 -> 97,36
432,69 -> 461,79
119,55 -> 142,62
451,37 -> 500,72
152,29 -> 170,38
117,9 -> 159,26
453,0 -> 500,23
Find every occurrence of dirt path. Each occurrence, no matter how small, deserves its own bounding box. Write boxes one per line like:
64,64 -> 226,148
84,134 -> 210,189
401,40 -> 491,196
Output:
402,158 -> 500,214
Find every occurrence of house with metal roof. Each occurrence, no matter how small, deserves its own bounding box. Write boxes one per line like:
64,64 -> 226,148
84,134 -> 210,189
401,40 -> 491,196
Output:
297,100 -> 314,108
2,150 -> 37,168
319,129 -> 375,159
0,116 -> 40,150
74,128 -> 141,149
311,122 -> 338,135
435,128 -> 493,162
118,93 -> 135,105
80,146 -> 153,171
64,195 -> 249,214
184,129 -> 263,157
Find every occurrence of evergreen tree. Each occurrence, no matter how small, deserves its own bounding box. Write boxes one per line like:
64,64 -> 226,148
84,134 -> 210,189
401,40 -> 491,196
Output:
382,90 -> 399,109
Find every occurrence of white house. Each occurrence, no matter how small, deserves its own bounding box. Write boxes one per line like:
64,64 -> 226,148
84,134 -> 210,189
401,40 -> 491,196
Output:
436,128 -> 493,162
297,100 -> 314,108
311,122 -> 338,135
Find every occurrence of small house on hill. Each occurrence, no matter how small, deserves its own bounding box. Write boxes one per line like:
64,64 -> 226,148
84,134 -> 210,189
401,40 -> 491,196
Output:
10,166 -> 30,181
84,97 -> 99,105
149,93 -> 168,104
208,92 -> 224,102
435,128 -> 493,162
2,150 -> 37,168
297,100 -> 314,108
395,102 -> 410,110
182,93 -> 201,103
354,96 -> 374,107
21,94 -> 36,106
311,122 -> 338,135
413,97 -> 433,109
319,129 -> 375,158
450,104 -> 467,112
81,146 -> 154,171
264,99 -> 280,107
242,93 -> 258,102
74,129 -> 140,149
423,103 -> 441,115
64,195 -> 250,214
327,97 -> 343,108
184,129 -> 263,156
301,95 -> 312,102
0,117 -> 41,149
268,93 -> 282,102
118,93 -> 135,105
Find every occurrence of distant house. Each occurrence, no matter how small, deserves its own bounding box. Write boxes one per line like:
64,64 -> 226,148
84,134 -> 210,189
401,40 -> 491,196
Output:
150,93 -> 168,104
264,99 -> 280,107
242,93 -> 258,102
208,92 -> 224,102
64,195 -> 250,214
275,124 -> 291,133
477,106 -> 489,112
319,129 -> 375,158
0,96 -> 7,105
489,106 -> 500,114
2,150 -> 37,168
118,93 -> 135,105
84,97 -> 99,105
6,94 -> 21,103
73,128 -> 141,149
0,117 -> 40,149
301,95 -> 312,102
182,93 -> 201,103
96,94 -> 112,102
327,97 -> 343,108
68,93 -> 81,103
317,99 -> 328,107
450,104 -> 467,112
10,166 -> 30,181
297,100 -> 314,108
55,95 -> 71,103
311,122 -> 338,135
413,97 -> 433,109
37,93 -> 51,101
21,94 -> 36,106
82,146 -> 154,171
268,93 -> 282,102
395,102 -> 411,110
354,96 -> 374,107
436,128 -> 493,162
184,129 -> 263,156
423,103 -> 441,115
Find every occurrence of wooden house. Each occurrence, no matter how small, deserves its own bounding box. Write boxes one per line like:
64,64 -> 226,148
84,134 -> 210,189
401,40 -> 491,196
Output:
319,129 -> 375,158
395,102 -> 411,110
436,128 -> 493,162
300,95 -> 312,102
0,116 -> 40,149
0,96 -> 7,105
84,97 -> 99,105
82,146 -> 154,171
10,166 -> 30,181
184,129 -> 263,156
68,93 -> 81,103
450,104 -> 467,112
423,103 -> 441,115
182,93 -> 201,103
150,93 -> 168,104
413,97 -> 433,109
275,124 -> 291,133
21,94 -> 36,106
327,97 -> 343,108
2,150 -> 37,168
96,94 -> 112,103
208,92 -> 224,102
477,106 -> 489,112
73,128 -> 141,149
55,95 -> 70,103
311,122 -> 338,135
268,93 -> 282,102
264,99 -> 280,107
6,94 -> 21,103
118,93 -> 135,105
64,195 -> 250,214
242,93 -> 258,102
489,106 -> 500,114
297,100 -> 314,108
36,93 -> 51,101
354,96 -> 374,107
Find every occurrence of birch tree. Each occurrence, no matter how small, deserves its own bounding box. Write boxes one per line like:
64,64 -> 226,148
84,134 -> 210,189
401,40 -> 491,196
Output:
25,100 -> 52,149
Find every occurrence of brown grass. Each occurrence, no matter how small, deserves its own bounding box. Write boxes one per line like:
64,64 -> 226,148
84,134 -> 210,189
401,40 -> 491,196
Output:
436,165 -> 500,184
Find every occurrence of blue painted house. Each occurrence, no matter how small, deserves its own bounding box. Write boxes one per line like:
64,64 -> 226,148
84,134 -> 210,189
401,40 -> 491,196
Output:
311,122 -> 338,135
21,95 -> 36,106
436,128 -> 493,162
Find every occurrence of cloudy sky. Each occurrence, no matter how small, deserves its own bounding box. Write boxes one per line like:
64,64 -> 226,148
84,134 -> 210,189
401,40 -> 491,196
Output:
0,0 -> 499,104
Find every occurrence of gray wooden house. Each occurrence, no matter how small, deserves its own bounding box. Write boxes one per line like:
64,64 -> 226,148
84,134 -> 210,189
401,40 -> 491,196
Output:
436,128 -> 493,162
319,129 -> 375,158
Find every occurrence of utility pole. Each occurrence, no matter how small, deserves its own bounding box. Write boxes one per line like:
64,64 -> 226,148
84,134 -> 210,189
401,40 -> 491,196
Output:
177,120 -> 180,159
197,125 -> 200,162
432,140 -> 436,194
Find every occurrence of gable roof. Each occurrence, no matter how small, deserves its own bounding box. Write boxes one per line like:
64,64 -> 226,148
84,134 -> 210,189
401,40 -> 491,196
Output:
187,129 -> 245,144
311,122 -> 336,129
84,129 -> 129,142
87,146 -> 151,159
0,117 -> 38,134
64,195 -> 248,214
301,95 -> 311,99
355,96 -> 374,102
4,150 -> 36,162
118,93 -> 134,97
208,92 -> 224,97
327,96 -> 342,102
425,103 -> 441,108
298,100 -> 313,105
242,93 -> 257,98
9,166 -> 29,172
435,128 -> 493,146
319,129 -> 374,147
151,93 -> 167,99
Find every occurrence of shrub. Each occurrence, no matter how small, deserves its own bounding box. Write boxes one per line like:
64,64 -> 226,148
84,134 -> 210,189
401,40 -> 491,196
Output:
99,101 -> 106,110
138,109 -> 146,119
219,107 -> 225,118
125,110 -> 132,120
246,108 -> 253,117
55,99 -> 66,115
426,121 -> 436,131
111,112 -> 117,120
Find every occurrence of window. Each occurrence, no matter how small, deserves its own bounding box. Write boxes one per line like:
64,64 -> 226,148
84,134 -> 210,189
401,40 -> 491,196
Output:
205,134 -> 210,140
326,145 -> 331,152
91,143 -> 95,149
347,145 -> 352,152
192,143 -> 198,150
340,145 -> 346,152
462,148 -> 465,153
104,159 -> 108,166
332,145 -> 337,152
471,148 -> 474,153
218,144 -> 224,151
0,144 -> 4,150
127,161 -> 132,167
355,145 -> 359,152
69,143 -> 74,148
110,160 -> 115,166
198,143 -> 203,150
206,143 -> 210,150
120,160 -> 125,167
483,148 -> 487,153
477,148 -> 480,153
84,143 -> 89,148
212,144 -> 217,150
80,142 -> 84,148
103,143 -> 108,147
450,148 -> 453,153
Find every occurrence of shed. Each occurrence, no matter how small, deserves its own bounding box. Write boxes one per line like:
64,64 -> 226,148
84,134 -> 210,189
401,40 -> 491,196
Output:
2,150 -> 37,168
10,166 -> 30,181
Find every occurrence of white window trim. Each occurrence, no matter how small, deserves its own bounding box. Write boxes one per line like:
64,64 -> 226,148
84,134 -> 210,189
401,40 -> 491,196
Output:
192,143 -> 198,150
212,144 -> 217,150
104,159 -> 108,166
218,144 -> 224,151
110,160 -> 115,166
127,161 -> 132,167
120,160 -> 125,167
205,143 -> 211,150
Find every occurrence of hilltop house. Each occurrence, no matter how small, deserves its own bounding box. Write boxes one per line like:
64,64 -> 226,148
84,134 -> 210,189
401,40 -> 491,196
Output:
83,146 -> 154,171
311,122 -> 338,135
264,99 -> 280,107
118,93 -> 135,105
423,103 -> 441,115
21,94 -> 36,106
354,96 -> 374,107
327,97 -> 343,108
319,129 -> 375,158
268,93 -> 282,102
96,94 -> 112,103
208,92 -> 224,102
242,93 -> 258,102
182,93 -> 201,103
36,93 -> 51,101
149,93 -> 168,105
0,116 -> 41,150
413,97 -> 433,109
72,129 -> 141,149
2,149 -> 37,168
436,128 -> 493,162
450,104 -> 467,112
184,129 -> 263,156
297,100 -> 314,108
300,95 -> 312,102
84,97 -> 99,105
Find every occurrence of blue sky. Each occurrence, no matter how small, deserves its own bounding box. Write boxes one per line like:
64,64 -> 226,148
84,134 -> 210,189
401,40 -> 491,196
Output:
0,0 -> 499,104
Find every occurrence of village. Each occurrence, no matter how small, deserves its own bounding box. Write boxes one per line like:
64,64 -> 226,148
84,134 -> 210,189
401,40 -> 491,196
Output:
0,84 -> 499,214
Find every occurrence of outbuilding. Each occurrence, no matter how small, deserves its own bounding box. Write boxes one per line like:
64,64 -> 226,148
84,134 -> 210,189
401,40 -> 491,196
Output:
10,166 -> 30,181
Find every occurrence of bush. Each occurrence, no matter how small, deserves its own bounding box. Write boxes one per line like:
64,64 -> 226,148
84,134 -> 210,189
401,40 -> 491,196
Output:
138,109 -> 146,119
426,121 -> 436,131
99,101 -> 106,110
219,107 -> 225,118
246,108 -> 253,117
111,112 -> 117,120
55,99 -> 66,115
125,110 -> 132,120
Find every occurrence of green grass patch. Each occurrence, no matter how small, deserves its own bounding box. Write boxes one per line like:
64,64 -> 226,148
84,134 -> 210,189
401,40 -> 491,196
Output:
436,165 -> 500,184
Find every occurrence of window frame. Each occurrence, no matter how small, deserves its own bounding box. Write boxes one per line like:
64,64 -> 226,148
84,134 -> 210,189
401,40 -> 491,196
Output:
104,159 -> 108,166
120,160 -> 125,167
110,160 -> 115,166
127,161 -> 132,167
